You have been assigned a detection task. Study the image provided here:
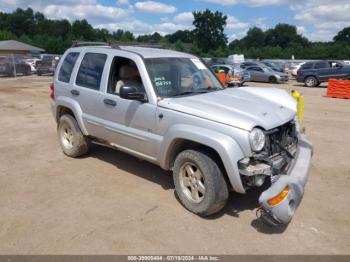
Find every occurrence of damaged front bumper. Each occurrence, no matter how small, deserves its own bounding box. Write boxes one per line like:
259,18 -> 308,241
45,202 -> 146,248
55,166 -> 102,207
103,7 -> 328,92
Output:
258,134 -> 313,225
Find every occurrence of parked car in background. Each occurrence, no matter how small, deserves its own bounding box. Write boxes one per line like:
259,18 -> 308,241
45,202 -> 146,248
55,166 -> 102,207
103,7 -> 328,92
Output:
291,62 -> 305,78
36,55 -> 60,76
203,57 -> 227,66
0,56 -> 31,76
25,58 -> 40,73
211,64 -> 251,86
296,60 -> 350,87
245,65 -> 289,83
239,61 -> 260,69
261,61 -> 284,73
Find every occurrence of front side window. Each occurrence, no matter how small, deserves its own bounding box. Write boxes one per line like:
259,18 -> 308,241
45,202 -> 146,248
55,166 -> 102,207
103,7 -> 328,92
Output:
145,57 -> 223,97
76,53 -> 107,90
108,56 -> 145,95
58,52 -> 79,83
262,66 -> 273,72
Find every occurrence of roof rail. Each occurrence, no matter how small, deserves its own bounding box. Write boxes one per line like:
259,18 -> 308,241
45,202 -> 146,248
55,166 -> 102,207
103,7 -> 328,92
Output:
110,41 -> 169,49
71,41 -> 109,47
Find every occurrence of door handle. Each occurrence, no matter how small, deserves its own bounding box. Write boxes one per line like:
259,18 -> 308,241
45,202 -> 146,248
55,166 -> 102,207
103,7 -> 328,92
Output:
104,98 -> 117,106
71,89 -> 80,96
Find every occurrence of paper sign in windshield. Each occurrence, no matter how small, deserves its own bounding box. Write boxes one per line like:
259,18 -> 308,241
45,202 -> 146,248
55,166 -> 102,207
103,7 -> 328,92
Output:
154,76 -> 172,87
191,58 -> 206,70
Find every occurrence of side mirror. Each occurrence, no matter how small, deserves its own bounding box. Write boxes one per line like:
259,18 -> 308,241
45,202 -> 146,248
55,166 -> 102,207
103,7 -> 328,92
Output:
119,86 -> 147,102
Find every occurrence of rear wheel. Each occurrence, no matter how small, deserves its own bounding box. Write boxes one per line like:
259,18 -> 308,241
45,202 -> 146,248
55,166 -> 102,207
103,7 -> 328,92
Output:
304,76 -> 318,87
58,114 -> 90,157
173,149 -> 229,216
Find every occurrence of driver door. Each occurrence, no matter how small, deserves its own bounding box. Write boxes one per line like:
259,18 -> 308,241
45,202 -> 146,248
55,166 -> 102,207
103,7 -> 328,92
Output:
98,55 -> 159,160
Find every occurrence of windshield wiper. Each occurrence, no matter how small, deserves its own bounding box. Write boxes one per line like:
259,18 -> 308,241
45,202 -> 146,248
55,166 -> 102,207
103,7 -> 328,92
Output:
173,90 -> 209,96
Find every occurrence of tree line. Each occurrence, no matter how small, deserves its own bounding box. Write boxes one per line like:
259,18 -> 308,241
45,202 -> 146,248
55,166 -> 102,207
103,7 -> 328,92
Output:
0,8 -> 349,59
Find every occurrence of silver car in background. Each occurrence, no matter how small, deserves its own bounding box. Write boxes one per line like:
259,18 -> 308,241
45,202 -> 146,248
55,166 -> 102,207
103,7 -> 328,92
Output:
245,65 -> 289,83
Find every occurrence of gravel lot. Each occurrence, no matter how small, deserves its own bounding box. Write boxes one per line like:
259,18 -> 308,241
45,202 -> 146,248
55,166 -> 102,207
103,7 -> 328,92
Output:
0,75 -> 349,254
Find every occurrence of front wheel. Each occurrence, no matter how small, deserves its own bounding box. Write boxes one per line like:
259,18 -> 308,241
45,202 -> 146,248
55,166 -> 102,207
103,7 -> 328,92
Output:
269,76 -> 277,84
173,150 -> 229,216
57,114 -> 90,157
304,76 -> 318,87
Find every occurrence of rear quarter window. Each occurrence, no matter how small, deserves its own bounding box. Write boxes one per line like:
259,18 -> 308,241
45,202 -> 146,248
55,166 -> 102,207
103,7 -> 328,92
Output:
76,53 -> 107,90
58,52 -> 80,83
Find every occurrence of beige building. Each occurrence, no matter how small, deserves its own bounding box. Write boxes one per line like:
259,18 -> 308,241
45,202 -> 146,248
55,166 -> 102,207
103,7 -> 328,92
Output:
0,40 -> 44,55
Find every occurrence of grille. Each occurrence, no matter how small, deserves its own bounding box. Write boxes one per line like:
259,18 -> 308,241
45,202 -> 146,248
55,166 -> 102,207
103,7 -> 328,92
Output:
264,121 -> 298,156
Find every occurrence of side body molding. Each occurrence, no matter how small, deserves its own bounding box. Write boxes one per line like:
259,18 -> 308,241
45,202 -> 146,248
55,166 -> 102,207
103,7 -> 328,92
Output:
159,124 -> 246,193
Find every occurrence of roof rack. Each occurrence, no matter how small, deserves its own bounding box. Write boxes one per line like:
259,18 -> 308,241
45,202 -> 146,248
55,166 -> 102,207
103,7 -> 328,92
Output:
71,40 -> 171,50
71,41 -> 109,47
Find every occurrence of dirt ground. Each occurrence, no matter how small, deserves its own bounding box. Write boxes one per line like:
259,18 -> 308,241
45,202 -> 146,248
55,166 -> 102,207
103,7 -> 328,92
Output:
0,75 -> 349,255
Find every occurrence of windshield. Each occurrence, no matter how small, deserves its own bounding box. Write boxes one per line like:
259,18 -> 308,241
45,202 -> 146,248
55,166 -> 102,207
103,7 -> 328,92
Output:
145,57 -> 224,97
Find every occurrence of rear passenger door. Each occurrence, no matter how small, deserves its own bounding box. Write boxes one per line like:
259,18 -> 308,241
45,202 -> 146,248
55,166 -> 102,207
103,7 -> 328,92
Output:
70,52 -> 110,139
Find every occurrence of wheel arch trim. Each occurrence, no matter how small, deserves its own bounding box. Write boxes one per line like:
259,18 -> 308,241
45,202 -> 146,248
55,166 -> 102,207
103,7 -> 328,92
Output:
53,97 -> 88,135
159,124 -> 246,193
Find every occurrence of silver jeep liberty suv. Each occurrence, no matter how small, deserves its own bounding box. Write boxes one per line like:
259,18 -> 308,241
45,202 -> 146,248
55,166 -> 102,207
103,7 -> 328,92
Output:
51,42 -> 313,226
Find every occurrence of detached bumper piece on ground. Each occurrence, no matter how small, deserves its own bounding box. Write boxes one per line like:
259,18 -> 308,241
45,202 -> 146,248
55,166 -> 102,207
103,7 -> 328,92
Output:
258,134 -> 313,226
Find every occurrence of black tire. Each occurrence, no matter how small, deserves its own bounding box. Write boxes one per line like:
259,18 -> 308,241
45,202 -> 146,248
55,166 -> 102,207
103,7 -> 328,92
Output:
269,76 -> 277,84
304,76 -> 318,87
173,149 -> 229,216
57,114 -> 90,157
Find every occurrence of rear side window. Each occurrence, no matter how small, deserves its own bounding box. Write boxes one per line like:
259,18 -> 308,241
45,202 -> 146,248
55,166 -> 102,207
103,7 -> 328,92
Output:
302,63 -> 313,70
76,53 -> 107,90
58,52 -> 79,83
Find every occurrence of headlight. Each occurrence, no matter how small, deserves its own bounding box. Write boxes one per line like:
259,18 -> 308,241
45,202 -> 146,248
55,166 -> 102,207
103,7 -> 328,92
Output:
249,128 -> 265,152
294,116 -> 300,133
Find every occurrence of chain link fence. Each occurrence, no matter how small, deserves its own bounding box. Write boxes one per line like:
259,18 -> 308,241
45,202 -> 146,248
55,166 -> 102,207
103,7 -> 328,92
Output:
0,54 -> 38,77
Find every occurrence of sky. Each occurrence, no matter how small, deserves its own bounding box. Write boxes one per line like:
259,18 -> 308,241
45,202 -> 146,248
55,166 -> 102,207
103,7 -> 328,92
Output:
0,0 -> 349,42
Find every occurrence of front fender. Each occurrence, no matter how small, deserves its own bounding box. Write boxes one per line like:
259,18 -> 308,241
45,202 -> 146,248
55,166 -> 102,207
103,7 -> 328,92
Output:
159,124 -> 246,193
53,96 -> 88,135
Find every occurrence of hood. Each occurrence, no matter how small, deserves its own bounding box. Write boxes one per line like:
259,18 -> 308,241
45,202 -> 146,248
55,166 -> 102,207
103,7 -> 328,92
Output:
158,87 -> 297,131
